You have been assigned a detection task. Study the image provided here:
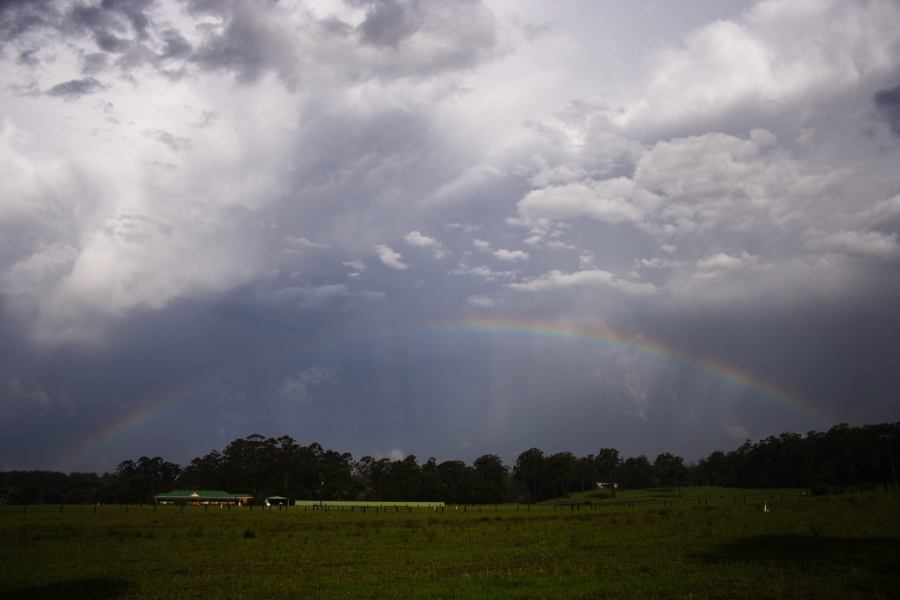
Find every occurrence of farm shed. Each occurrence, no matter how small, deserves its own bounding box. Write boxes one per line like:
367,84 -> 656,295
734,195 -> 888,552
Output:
154,490 -> 253,506
265,496 -> 289,506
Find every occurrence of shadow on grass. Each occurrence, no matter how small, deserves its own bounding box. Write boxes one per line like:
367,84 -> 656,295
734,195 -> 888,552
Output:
700,535 -> 900,592
0,577 -> 131,599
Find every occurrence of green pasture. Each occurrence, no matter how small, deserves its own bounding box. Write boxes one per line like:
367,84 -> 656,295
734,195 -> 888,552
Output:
294,500 -> 445,509
1,487 -> 898,599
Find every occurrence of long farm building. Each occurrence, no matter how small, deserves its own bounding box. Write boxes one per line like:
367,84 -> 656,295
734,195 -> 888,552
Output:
154,490 -> 253,505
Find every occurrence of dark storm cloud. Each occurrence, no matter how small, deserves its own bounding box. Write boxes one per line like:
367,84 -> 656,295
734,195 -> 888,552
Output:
183,0 -> 238,18
45,77 -> 105,98
3,0 -> 498,88
351,0 -> 499,75
81,51 -> 110,74
98,0 -> 154,38
159,27 -> 192,59
66,3 -> 135,52
4,0 -> 900,473
95,30 -> 130,53
65,0 -> 154,43
186,0 -> 497,85
875,84 -> 900,137
1,0 -> 190,78
1,0 -> 161,75
15,48 -> 39,66
351,0 -> 499,55
0,0 -> 59,43
190,3 -> 298,84
357,0 -> 421,48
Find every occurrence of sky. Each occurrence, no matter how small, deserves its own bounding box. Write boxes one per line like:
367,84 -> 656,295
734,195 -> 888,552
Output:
2,0 -> 900,473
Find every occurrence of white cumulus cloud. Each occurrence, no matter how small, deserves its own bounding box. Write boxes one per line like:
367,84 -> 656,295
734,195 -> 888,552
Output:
510,269 -> 656,296
494,249 -> 530,262
373,244 -> 408,270
518,177 -> 660,225
404,230 -> 447,259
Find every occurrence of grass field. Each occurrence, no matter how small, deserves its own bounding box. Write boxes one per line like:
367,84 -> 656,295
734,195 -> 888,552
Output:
294,500 -> 445,509
1,487 -> 898,599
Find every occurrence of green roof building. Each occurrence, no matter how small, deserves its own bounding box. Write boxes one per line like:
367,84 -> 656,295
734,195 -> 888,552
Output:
154,490 -> 253,505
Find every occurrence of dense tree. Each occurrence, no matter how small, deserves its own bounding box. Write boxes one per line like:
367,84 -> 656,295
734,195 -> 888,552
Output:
418,457 -> 443,500
544,452 -> 577,498
618,456 -> 655,489
386,455 -> 422,500
180,450 -> 224,489
472,454 -> 510,503
653,453 -> 688,487
4,422 -> 899,505
513,448 -> 545,503
0,470 -> 103,505
437,460 -> 469,504
690,423 -> 900,490
100,456 -> 181,503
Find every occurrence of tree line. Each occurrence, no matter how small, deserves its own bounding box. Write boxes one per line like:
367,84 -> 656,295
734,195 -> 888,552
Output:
1,422 -> 897,505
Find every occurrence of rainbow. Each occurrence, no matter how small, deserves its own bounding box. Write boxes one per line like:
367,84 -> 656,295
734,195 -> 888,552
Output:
427,316 -> 831,424
54,375 -> 216,472
57,315 -> 831,471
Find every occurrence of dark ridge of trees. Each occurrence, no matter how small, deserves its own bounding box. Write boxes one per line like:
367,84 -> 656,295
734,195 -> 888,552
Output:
0,471 -> 105,505
692,422 -> 900,491
99,456 -> 181,504
1,422 -> 898,505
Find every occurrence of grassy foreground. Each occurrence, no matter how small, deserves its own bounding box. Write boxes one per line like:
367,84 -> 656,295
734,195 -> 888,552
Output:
1,487 -> 898,599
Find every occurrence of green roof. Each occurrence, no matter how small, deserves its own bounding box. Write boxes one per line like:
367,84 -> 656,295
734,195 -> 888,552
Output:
155,490 -> 252,499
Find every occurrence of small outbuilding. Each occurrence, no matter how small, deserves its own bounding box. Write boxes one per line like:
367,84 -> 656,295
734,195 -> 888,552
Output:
265,496 -> 289,507
154,490 -> 253,506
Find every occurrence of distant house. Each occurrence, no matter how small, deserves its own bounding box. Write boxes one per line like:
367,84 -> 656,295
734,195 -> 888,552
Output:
154,490 -> 253,506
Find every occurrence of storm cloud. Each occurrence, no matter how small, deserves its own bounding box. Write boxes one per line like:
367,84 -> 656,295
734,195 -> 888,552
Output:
2,0 -> 900,472
875,84 -> 900,137
45,77 -> 105,98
